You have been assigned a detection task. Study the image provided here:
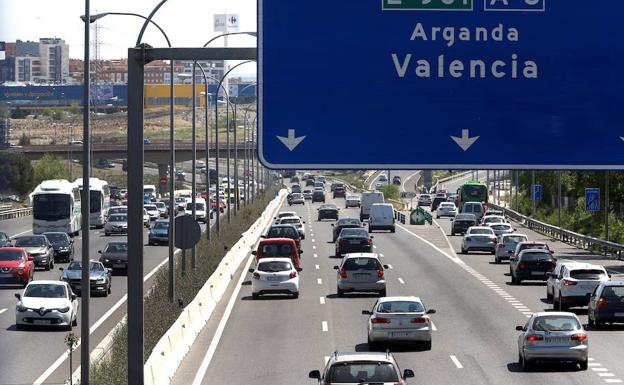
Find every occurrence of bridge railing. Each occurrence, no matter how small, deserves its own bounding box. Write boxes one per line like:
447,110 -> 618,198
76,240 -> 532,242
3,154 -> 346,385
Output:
487,202 -> 624,260
0,208 -> 32,221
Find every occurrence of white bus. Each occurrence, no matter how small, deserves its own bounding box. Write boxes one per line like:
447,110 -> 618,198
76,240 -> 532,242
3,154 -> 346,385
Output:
75,177 -> 111,228
31,180 -> 82,236
144,184 -> 157,200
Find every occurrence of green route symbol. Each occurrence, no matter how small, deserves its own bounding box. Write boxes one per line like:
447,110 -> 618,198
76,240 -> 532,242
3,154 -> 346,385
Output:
382,0 -> 473,11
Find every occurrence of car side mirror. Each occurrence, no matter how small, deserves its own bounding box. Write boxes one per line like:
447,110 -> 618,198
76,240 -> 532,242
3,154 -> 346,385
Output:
59,267 -> 64,272
333,266 -> 339,270
309,370 -> 321,379
383,264 -> 389,269
71,294 -> 77,301
248,268 -> 255,273
608,274 -> 612,279
516,325 -> 524,331
70,240 -> 74,244
426,309 -> 436,314
27,256 -> 34,261
260,235 -> 266,238
14,293 -> 21,300
331,224 -> 335,227
362,310 -> 373,315
450,219 -> 454,221
98,250 -> 102,254
403,369 -> 415,379
370,236 -> 374,239
303,221 -> 306,224
251,251 -> 257,256
296,267 -> 303,272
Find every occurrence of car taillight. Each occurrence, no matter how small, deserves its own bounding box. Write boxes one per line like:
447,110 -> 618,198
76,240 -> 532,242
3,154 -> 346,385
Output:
563,279 -> 577,287
289,271 -> 297,279
371,317 -> 391,324
411,316 -> 429,324
498,243 -> 505,248
598,297 -> 608,308
490,237 -> 497,243
518,263 -> 525,270
378,268 -> 385,278
252,272 -> 260,280
340,270 -> 347,279
363,239 -> 372,245
526,335 -> 543,342
571,333 -> 588,342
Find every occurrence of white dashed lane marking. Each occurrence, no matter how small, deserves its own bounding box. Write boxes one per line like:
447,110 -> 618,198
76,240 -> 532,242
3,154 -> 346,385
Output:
315,264 -> 320,270
322,321 -> 328,332
317,278 -> 322,285
320,297 -> 325,305
449,355 -> 463,369
313,253 -> 318,258
0,308 -> 6,315
398,278 -> 405,284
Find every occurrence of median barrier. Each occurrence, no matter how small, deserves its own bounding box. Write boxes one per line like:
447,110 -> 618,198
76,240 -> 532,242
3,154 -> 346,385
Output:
144,189 -> 287,385
0,207 -> 32,221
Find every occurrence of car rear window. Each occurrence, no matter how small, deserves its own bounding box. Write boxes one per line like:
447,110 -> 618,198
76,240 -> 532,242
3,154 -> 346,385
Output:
570,269 -> 606,280
320,205 -> 337,210
326,363 -> 398,383
503,235 -> 528,243
338,218 -> 360,226
439,203 -> 454,208
456,214 -> 476,221
343,258 -> 380,271
339,229 -> 368,238
108,215 -> 127,222
491,224 -> 511,230
602,286 -> 624,298
281,218 -> 300,224
15,237 -> 46,247
520,252 -> 554,262
469,228 -> 494,235
377,301 -> 424,313
257,261 -> 292,272
261,244 -> 293,257
519,243 -> 548,251
533,316 -> 581,332
267,227 -> 298,238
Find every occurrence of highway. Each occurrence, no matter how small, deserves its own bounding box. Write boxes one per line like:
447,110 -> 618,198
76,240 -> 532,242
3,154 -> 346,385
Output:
0,212 -> 215,385
169,175 -> 624,385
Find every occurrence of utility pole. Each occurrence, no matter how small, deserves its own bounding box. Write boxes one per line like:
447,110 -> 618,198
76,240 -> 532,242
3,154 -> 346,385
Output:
557,171 -> 562,228
531,170 -> 536,217
605,170 -> 610,245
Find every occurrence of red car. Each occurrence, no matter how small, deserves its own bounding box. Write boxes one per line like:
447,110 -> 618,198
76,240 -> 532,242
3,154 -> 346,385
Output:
252,238 -> 302,270
0,248 -> 34,287
210,200 -> 226,213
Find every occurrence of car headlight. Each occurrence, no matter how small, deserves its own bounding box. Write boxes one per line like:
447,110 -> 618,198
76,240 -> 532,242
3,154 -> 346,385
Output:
58,306 -> 70,313
16,303 -> 27,312
97,277 -> 106,283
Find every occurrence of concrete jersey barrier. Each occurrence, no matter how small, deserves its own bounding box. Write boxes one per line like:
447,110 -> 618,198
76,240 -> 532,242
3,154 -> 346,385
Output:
143,189 -> 288,385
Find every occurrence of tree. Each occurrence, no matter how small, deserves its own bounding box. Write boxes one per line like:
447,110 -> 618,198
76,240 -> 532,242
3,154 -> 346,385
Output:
18,133 -> 31,146
33,154 -> 69,187
0,153 -> 34,196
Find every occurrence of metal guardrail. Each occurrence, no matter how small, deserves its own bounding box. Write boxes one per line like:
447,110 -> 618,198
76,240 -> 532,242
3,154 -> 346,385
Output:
0,208 -> 32,221
488,202 -> 624,260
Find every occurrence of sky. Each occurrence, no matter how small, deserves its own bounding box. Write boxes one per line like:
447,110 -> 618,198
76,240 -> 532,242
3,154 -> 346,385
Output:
0,0 -> 258,75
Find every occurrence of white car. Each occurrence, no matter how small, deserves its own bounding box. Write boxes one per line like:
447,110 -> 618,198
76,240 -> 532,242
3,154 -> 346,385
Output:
144,204 -> 160,221
436,202 -> 457,218
418,194 -> 432,206
378,174 -> 388,182
374,182 -> 383,190
345,194 -> 361,208
143,209 -> 151,228
274,211 -> 297,224
363,296 -> 436,350
551,262 -> 610,310
15,281 -> 79,331
487,222 -> 515,237
461,226 -> 497,254
154,201 -> 168,217
249,257 -> 300,299
481,215 -> 507,226
184,198 -> 208,223
277,216 -> 306,239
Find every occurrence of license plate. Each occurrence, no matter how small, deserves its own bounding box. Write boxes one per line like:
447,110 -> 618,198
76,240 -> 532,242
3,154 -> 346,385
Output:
267,276 -> 281,281
349,240 -> 360,244
355,273 -> 371,280
0,273 -> 12,278
531,271 -> 544,276
113,263 -> 125,269
546,337 -> 567,344
390,332 -> 411,338
33,320 -> 50,325
615,313 -> 624,317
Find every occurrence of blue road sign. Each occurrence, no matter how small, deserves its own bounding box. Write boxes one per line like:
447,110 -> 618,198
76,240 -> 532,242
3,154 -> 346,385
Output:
585,188 -> 601,212
259,1 -> 624,169
533,184 -> 542,202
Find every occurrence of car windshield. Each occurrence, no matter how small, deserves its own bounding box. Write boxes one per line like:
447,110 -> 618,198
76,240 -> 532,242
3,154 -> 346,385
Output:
153,222 -> 169,229
257,261 -> 292,272
343,258 -> 380,271
44,233 -> 69,245
24,284 -> 67,299
469,229 -> 494,235
108,215 -> 127,222
261,243 -> 293,257
14,237 -> 46,247
377,301 -> 424,313
155,202 -> 165,208
503,235 -> 528,243
0,250 -> 23,261
145,205 -> 157,210
533,316 -> 581,332
320,204 -> 337,210
105,243 -> 128,253
326,362 -> 399,383
340,229 -> 368,238
602,286 -> 624,299
570,269 -> 606,280
175,197 -> 187,203
67,261 -> 103,271
267,227 -> 298,238
292,194 -> 303,198
520,252 -> 553,262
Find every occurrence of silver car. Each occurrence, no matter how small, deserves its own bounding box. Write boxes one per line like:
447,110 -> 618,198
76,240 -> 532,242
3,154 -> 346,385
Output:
460,226 -> 497,254
363,296 -> 436,350
495,233 -> 528,263
60,260 -> 112,297
13,235 -> 54,270
334,253 -> 388,297
345,194 -> 361,208
517,312 -> 588,370
488,222 -> 515,237
104,214 -> 128,236
309,351 -> 414,384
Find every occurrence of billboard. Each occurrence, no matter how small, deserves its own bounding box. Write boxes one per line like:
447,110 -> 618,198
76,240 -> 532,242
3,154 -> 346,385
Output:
214,14 -> 239,33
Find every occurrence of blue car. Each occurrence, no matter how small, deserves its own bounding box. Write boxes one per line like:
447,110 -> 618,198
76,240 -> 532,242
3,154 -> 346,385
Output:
148,219 -> 169,245
144,138 -> 152,145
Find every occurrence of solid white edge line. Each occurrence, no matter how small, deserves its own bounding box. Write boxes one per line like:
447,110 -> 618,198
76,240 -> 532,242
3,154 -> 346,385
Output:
0,308 -> 6,315
33,256 -> 169,385
190,254 -> 255,385
322,321 -> 328,332
430,321 -> 437,331
396,224 -> 462,264
320,297 -> 325,305
398,278 -> 405,284
450,355 -> 464,369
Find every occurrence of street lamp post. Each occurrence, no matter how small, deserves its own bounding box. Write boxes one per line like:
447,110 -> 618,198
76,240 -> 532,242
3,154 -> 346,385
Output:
230,83 -> 257,212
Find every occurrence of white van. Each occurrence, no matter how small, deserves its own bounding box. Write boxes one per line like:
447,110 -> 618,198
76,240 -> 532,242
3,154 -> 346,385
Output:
369,203 -> 395,233
360,191 -> 385,221
143,184 -> 157,200
184,198 -> 208,223
462,202 -> 485,222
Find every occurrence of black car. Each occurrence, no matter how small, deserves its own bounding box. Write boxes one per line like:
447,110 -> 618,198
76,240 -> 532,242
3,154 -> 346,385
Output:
333,186 -> 346,198
291,176 -> 300,183
312,190 -> 326,203
0,231 -> 9,247
450,213 -> 477,235
264,224 -> 303,252
335,228 -> 373,257
509,249 -> 556,285
431,196 -> 447,211
291,184 -> 302,194
332,217 -> 363,242
318,204 -> 340,221
99,241 -> 129,273
43,232 -> 74,262
392,176 -> 401,185
588,282 -> 624,328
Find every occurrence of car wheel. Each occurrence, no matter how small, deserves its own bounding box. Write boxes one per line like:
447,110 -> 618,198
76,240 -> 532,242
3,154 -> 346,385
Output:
337,288 -> 344,297
494,257 -> 500,264
49,259 -> 54,269
390,227 -> 395,233
587,314 -> 595,327
367,335 -> 378,351
579,359 -> 588,371
44,261 -> 50,271
595,320 -> 603,329
379,289 -> 387,297
451,231 -> 455,236
521,354 -> 533,371
72,317 -> 78,326
108,284 -> 112,294
460,248 -> 467,254
252,293 -> 259,300
105,232 -> 110,236
22,279 -> 28,289
292,292 -> 299,299
423,340 -> 432,351
436,215 -> 439,219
